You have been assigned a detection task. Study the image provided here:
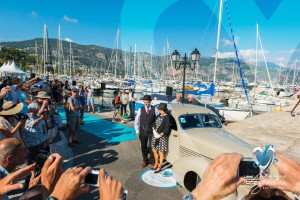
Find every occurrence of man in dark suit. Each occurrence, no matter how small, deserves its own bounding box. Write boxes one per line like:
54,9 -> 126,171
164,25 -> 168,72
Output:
134,95 -> 159,168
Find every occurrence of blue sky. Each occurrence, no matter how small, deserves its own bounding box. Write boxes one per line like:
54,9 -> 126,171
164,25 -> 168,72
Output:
0,0 -> 299,66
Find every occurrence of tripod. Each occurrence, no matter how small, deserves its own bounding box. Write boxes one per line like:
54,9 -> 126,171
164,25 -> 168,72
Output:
99,90 -> 108,109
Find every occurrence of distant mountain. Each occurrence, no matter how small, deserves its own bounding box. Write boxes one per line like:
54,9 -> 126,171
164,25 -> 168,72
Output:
0,38 -> 280,82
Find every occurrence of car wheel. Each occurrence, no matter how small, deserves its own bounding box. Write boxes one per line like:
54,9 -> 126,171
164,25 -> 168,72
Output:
184,171 -> 200,192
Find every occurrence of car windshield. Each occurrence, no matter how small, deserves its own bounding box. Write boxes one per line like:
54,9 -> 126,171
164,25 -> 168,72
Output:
179,113 -> 222,129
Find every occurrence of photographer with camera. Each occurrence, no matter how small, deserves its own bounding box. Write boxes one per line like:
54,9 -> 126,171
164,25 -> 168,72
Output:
33,91 -> 51,116
19,83 -> 33,114
22,102 -> 48,165
10,78 -> 22,104
0,86 -> 11,112
0,101 -> 24,141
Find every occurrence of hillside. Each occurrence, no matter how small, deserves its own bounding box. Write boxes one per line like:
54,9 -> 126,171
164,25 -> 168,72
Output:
0,39 -> 281,82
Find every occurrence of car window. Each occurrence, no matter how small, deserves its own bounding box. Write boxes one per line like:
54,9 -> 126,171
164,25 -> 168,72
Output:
179,113 -> 221,130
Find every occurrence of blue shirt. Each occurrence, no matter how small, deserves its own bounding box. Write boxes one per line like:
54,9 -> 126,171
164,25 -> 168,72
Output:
79,90 -> 86,105
23,113 -> 48,147
0,165 -> 9,200
19,92 -> 30,114
67,97 -> 81,117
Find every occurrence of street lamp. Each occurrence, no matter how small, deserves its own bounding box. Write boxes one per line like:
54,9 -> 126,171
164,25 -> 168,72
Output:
171,48 -> 200,103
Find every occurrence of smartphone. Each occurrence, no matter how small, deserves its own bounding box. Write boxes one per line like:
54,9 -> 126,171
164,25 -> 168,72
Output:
238,158 -> 260,179
121,189 -> 128,200
85,170 -> 99,186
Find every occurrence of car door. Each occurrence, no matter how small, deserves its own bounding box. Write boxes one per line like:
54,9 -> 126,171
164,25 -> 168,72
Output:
166,126 -> 180,164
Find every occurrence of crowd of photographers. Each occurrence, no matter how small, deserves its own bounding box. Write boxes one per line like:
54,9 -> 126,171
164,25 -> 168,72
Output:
0,76 -> 299,200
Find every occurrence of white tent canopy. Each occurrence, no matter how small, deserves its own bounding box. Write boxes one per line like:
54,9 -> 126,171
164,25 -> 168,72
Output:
0,62 -> 6,69
0,61 -> 25,74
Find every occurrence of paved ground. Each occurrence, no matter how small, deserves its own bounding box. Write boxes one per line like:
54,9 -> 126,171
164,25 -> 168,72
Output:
54,109 -> 184,200
225,99 -> 300,163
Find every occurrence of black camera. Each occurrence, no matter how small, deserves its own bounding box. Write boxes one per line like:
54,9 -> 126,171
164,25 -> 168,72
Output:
238,158 -> 260,181
36,150 -> 49,168
19,114 -> 29,120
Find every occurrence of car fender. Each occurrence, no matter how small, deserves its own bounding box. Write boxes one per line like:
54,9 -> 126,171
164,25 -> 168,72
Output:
172,157 -> 209,184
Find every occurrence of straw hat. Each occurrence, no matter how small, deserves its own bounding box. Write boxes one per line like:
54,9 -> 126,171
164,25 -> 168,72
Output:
0,101 -> 23,115
34,91 -> 51,99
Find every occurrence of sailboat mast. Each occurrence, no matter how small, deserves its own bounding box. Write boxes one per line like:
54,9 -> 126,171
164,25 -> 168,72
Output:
213,0 -> 223,83
42,24 -> 46,75
257,27 -> 273,90
292,59 -> 297,85
69,41 -> 72,77
124,48 -> 127,79
134,44 -> 136,79
114,27 -> 120,81
35,40 -> 38,74
255,22 -> 258,87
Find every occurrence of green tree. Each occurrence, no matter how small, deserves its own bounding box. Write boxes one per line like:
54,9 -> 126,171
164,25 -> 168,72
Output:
0,47 -> 35,71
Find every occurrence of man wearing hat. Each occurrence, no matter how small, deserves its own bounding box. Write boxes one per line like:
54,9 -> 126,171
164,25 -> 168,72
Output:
134,95 -> 159,167
67,88 -> 82,147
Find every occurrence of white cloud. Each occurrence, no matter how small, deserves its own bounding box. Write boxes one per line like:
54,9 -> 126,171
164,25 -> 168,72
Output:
64,38 -> 73,43
63,15 -> 78,23
273,57 -> 287,67
30,11 -> 38,18
288,49 -> 300,54
222,37 -> 239,47
222,39 -> 233,47
278,49 -> 300,55
214,49 -> 269,62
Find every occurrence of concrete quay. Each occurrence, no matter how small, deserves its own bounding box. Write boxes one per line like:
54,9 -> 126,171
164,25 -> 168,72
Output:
224,100 -> 300,163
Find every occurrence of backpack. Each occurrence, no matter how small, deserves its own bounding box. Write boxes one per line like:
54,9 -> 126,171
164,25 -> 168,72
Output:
112,96 -> 120,107
65,102 -> 69,110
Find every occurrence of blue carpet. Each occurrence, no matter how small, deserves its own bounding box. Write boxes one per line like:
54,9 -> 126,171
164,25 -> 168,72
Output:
58,107 -> 138,143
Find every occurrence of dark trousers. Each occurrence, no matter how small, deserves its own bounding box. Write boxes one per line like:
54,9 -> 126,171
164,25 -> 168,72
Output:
121,104 -> 127,116
129,101 -> 135,119
139,133 -> 154,163
27,142 -> 46,165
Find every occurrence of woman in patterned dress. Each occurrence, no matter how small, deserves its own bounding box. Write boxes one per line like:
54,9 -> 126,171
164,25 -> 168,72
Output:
151,103 -> 171,173
23,102 -> 48,164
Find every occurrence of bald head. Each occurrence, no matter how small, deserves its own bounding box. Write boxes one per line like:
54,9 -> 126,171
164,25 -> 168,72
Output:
0,138 -> 22,160
176,93 -> 181,101
0,138 -> 28,172
187,94 -> 194,102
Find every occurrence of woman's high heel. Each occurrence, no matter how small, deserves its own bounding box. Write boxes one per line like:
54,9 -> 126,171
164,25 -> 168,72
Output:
154,167 -> 162,173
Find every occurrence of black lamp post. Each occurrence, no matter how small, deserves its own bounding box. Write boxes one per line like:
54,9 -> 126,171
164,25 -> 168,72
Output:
171,48 -> 200,103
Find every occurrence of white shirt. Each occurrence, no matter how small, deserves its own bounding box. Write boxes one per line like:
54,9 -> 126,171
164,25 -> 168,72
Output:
121,93 -> 129,104
134,106 -> 160,133
128,92 -> 137,101
171,98 -> 181,103
86,88 -> 94,98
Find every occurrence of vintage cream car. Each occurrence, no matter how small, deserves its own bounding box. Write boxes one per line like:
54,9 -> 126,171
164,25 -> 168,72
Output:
166,103 -> 256,199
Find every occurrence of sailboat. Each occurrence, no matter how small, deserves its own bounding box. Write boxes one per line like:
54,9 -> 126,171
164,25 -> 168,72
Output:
42,23 -> 53,77
206,0 -> 251,122
228,22 -> 294,113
